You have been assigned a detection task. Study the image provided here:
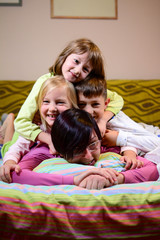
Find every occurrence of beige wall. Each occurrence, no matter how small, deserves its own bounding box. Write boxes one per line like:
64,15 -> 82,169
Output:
0,0 -> 160,80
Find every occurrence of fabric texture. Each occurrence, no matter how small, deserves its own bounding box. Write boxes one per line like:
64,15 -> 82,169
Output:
108,111 -> 160,164
0,153 -> 159,239
33,151 -> 158,184
107,79 -> 160,127
0,175 -> 160,239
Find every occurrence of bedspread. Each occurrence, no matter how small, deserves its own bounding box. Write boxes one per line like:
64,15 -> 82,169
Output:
0,181 -> 160,239
0,154 -> 160,240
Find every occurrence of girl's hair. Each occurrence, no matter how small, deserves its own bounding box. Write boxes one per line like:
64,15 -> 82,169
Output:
37,76 -> 78,129
75,77 -> 107,100
49,38 -> 105,80
51,108 -> 102,160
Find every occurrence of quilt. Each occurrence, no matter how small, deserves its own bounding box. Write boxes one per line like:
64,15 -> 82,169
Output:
0,153 -> 160,239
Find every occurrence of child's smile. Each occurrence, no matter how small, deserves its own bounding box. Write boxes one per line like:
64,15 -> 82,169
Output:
77,92 -> 108,122
40,86 -> 72,129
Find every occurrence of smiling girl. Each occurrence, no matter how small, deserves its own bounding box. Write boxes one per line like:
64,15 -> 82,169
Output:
0,76 -> 77,182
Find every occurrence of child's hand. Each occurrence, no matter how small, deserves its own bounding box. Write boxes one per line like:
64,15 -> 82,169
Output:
37,132 -> 57,155
120,155 -> 144,170
48,142 -> 57,155
0,160 -> 21,183
101,129 -> 119,147
32,110 -> 42,126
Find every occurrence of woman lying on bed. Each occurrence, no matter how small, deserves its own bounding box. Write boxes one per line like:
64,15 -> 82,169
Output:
0,75 -> 158,188
1,108 -> 158,189
51,108 -> 159,188
0,74 -> 143,187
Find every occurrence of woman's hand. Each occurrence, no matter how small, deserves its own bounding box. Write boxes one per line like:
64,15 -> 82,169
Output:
0,160 -> 21,183
78,175 -> 111,189
74,167 -> 119,189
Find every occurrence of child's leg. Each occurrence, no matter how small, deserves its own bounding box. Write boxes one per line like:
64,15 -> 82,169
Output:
0,113 -> 15,144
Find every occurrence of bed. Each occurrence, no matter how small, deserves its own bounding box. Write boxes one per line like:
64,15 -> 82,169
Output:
0,79 -> 160,239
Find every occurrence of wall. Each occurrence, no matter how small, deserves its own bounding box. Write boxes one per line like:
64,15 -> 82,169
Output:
0,0 -> 160,80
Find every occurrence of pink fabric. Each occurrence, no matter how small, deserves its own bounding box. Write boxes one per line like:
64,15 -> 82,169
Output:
101,145 -> 121,154
122,156 -> 159,183
11,144 -> 159,186
12,144 -> 74,186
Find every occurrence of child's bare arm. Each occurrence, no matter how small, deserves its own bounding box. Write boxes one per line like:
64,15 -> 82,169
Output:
97,111 -> 115,136
36,131 -> 56,154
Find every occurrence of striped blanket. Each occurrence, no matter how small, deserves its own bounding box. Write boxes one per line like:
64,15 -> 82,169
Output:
0,153 -> 160,239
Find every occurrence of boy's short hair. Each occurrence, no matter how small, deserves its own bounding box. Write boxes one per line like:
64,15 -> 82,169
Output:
75,78 -> 107,100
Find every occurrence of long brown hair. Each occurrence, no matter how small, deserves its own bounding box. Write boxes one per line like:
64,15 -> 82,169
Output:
49,38 -> 105,80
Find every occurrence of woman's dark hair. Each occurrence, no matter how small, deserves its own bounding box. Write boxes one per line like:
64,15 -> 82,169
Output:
51,108 -> 102,160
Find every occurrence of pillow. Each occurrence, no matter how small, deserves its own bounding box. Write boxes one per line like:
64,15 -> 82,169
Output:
33,152 -> 125,176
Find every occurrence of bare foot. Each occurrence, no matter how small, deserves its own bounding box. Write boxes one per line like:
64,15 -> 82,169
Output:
0,113 -> 15,144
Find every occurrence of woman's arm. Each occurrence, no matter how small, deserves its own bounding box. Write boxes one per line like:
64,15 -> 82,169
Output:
120,156 -> 159,183
0,136 -> 34,183
14,73 -> 51,141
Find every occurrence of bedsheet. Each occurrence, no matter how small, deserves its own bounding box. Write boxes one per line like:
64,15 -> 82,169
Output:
0,155 -> 160,239
0,180 -> 160,239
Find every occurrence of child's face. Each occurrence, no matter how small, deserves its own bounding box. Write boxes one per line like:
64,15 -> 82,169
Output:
62,53 -> 92,83
68,131 -> 101,165
40,87 -> 72,128
77,92 -> 108,122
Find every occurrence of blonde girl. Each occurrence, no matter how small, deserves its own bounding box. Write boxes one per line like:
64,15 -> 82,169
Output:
0,76 -> 77,182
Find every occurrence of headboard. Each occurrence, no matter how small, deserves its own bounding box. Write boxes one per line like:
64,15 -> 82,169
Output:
0,79 -> 160,127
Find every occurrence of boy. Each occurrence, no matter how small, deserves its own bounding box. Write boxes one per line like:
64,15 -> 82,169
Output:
75,78 -> 160,171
